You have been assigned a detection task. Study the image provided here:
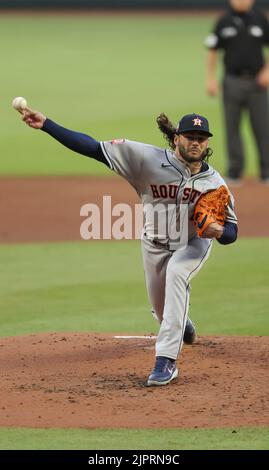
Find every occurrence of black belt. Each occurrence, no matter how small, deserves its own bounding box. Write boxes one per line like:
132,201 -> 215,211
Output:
152,239 -> 174,251
144,233 -> 176,252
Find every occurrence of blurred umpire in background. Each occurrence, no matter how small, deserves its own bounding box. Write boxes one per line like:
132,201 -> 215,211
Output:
205,0 -> 269,184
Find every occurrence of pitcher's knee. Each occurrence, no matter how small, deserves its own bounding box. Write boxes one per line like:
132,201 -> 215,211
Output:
166,264 -> 187,285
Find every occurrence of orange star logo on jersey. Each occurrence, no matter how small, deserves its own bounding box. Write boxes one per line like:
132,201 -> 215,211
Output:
193,118 -> 203,127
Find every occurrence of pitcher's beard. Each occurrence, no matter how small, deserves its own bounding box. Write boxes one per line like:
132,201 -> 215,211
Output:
179,144 -> 207,163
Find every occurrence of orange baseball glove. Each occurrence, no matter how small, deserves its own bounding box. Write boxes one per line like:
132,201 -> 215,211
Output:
193,185 -> 230,237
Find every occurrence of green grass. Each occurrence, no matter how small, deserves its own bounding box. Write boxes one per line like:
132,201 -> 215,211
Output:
0,238 -> 268,338
191,238 -> 269,335
0,14 -> 259,176
1,238 -> 268,450
0,427 -> 268,450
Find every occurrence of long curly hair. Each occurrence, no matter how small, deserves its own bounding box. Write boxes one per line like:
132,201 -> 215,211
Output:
156,113 -> 177,150
156,113 -> 213,159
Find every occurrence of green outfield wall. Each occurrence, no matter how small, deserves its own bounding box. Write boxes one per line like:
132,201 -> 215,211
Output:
0,0 -> 268,10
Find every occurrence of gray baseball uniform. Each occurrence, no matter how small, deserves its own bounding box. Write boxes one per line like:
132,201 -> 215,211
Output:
100,139 -> 237,359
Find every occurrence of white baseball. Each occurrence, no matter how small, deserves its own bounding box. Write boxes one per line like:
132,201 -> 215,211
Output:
12,97 -> 27,112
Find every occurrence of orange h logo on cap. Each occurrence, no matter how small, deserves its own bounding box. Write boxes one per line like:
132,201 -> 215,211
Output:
193,118 -> 203,126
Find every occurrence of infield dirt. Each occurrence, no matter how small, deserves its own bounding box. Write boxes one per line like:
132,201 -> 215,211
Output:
0,333 -> 268,429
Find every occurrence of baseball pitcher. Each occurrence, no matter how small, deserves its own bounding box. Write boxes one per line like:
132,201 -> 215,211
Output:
20,108 -> 238,386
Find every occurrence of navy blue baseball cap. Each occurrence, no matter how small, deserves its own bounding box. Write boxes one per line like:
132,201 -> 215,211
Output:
177,113 -> 213,137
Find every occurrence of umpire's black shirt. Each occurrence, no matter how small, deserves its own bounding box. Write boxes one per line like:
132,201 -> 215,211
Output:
206,7 -> 269,76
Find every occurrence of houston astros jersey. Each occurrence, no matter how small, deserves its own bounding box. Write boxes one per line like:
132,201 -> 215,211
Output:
100,139 -> 237,245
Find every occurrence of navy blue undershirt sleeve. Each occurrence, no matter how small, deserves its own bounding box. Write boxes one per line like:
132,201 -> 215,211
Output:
41,118 -> 109,167
217,221 -> 238,245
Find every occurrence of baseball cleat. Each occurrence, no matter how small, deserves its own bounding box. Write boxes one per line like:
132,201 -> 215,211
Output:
183,318 -> 196,345
147,356 -> 178,386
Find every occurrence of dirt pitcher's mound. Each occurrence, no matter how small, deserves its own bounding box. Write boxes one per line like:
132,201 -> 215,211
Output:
0,333 -> 268,429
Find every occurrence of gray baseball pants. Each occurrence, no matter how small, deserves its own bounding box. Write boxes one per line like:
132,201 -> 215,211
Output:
141,235 -> 213,360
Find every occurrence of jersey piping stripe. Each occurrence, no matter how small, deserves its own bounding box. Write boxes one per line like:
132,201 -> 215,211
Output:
100,142 -> 114,170
190,169 -> 215,181
164,150 -> 185,209
164,150 -> 185,182
175,182 -> 183,206
186,240 -> 213,283
176,284 -> 190,359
